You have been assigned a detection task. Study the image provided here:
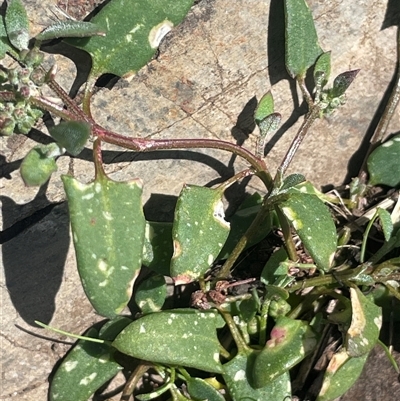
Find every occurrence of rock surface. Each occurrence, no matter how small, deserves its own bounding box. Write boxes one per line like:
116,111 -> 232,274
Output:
1,0 -> 399,400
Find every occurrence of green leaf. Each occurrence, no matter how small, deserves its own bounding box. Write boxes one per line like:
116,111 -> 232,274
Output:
134,274 -> 167,314
377,207 -> 393,242
5,0 -> 29,50
62,175 -> 146,318
112,309 -> 224,373
261,247 -> 289,285
367,134 -> 400,187
279,193 -> 337,272
20,143 -> 61,186
170,185 -> 230,284
284,0 -> 323,78
280,173 -> 306,192
36,20 -> 106,41
314,51 -> 331,88
316,349 -> 368,401
330,69 -> 360,98
66,0 -> 194,78
223,350 -> 291,400
142,220 -> 173,276
49,121 -> 91,156
0,11 -> 13,59
218,192 -> 272,259
345,287 -> 382,357
254,91 -> 274,124
98,316 -> 132,341
187,377 -> 225,401
252,316 -> 317,388
49,328 -> 122,401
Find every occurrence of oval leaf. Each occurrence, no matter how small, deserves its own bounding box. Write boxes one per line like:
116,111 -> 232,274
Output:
62,175 -> 146,318
36,20 -> 106,41
20,144 -> 60,186
252,316 -> 317,388
134,274 -> 167,314
254,91 -> 274,124
5,0 -> 29,50
66,0 -> 194,78
367,134 -> 400,187
279,192 -> 337,272
49,121 -> 91,156
112,309 -> 224,373
49,328 -> 122,401
187,377 -> 225,401
317,349 -> 368,401
284,0 -> 323,78
170,185 -> 230,285
345,287 -> 382,357
142,220 -> 173,276
377,207 -> 393,242
314,51 -> 331,88
223,350 -> 291,400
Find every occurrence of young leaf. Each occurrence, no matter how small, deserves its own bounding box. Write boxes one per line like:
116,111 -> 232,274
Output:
377,207 -> 394,242
279,192 -> 337,272
367,134 -> 400,187
66,0 -> 194,79
62,175 -> 146,318
112,309 -> 225,373
331,69 -> 360,98
36,20 -> 106,41
186,377 -> 225,401
49,327 -> 122,401
5,0 -> 29,50
252,316 -> 317,388
316,349 -> 368,401
134,274 -> 167,314
314,51 -> 331,88
284,0 -> 323,78
20,143 -> 61,186
170,185 -> 230,285
142,220 -> 173,276
345,287 -> 382,357
254,91 -> 274,124
223,350 -> 292,400
49,121 -> 91,156
261,247 -> 289,285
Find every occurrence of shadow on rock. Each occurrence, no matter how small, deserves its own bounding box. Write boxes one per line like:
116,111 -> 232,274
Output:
1,196 -> 70,326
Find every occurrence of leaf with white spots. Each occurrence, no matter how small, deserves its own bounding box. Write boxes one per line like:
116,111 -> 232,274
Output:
170,185 -> 230,284
345,287 -> 382,357
112,309 -> 225,373
252,316 -> 317,388
222,350 -> 291,401
62,175 -> 145,318
134,273 -> 167,314
279,192 -> 337,272
316,349 -> 368,401
367,134 -> 400,187
65,0 -> 195,78
142,220 -> 173,276
49,327 -> 122,401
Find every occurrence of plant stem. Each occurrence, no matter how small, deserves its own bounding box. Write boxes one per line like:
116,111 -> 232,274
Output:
275,106 -> 320,179
217,307 -> 250,353
93,138 -> 106,180
93,125 -> 273,190
30,96 -> 77,121
275,205 -> 298,262
120,362 -> 153,401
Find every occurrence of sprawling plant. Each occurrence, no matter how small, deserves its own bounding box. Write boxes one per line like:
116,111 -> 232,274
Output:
1,0 -> 399,400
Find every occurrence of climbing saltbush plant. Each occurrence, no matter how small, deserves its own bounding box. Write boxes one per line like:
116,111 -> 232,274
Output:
1,0 -> 400,400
